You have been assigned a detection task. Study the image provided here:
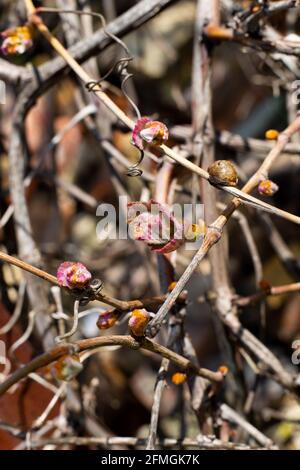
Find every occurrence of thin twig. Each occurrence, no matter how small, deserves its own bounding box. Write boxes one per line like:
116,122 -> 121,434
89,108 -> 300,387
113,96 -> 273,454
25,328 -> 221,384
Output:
0,249 -> 186,311
146,358 -> 169,450
234,280 -> 300,307
0,335 -> 223,396
220,403 -> 276,448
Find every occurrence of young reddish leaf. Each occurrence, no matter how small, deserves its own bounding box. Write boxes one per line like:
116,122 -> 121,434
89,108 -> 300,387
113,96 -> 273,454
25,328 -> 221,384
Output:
127,200 -> 184,254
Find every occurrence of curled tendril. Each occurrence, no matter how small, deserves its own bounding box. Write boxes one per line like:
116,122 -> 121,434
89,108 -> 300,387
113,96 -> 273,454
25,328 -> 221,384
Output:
119,62 -> 141,120
86,56 -> 141,121
85,81 -> 102,93
126,149 -> 144,177
85,57 -> 131,92
126,167 -> 143,177
36,7 -> 141,120
55,300 -> 80,343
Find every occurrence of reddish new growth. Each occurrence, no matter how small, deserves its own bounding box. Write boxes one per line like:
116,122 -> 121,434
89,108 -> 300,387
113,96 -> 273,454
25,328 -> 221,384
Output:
132,117 -> 169,151
57,262 -> 92,289
127,200 -> 185,254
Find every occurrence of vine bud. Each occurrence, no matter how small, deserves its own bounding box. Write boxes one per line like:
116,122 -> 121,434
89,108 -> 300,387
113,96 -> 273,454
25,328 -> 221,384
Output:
52,354 -> 83,382
128,309 -> 150,337
96,309 -> 121,330
258,180 -> 279,196
168,281 -> 177,292
1,25 -> 34,56
171,372 -> 187,385
57,262 -> 92,290
132,117 -> 168,151
207,160 -> 238,187
265,129 -> 279,140
218,365 -> 229,376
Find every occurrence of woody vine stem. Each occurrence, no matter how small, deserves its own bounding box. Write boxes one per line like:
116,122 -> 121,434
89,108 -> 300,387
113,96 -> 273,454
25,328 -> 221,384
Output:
0,0 -> 300,451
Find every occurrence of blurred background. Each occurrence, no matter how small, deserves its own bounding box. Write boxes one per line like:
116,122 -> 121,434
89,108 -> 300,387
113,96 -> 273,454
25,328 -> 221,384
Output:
0,0 -> 300,450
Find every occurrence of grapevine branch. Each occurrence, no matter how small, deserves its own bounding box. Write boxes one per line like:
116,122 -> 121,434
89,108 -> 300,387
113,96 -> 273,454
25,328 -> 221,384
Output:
0,335 -> 223,396
0,250 -> 186,311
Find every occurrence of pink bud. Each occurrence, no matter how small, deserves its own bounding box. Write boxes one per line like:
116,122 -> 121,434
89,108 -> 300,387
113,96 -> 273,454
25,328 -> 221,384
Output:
258,180 -> 279,196
57,262 -> 92,289
96,309 -> 121,330
128,309 -> 150,337
132,117 -> 168,151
